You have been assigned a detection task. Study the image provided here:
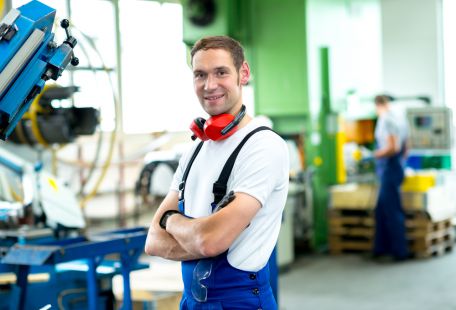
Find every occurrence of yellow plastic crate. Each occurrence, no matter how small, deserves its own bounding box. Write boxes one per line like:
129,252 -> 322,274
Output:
401,173 -> 436,192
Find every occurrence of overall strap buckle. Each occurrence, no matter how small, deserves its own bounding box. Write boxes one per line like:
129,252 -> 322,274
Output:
212,182 -> 227,205
178,181 -> 185,200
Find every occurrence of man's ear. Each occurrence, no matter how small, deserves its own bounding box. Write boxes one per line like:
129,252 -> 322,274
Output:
239,62 -> 250,85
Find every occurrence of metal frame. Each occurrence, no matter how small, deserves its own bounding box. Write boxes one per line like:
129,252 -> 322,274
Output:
2,227 -> 147,310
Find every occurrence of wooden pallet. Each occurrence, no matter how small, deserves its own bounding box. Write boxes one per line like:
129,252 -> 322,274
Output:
329,237 -> 372,254
328,208 -> 455,257
328,210 -> 373,254
411,227 -> 455,258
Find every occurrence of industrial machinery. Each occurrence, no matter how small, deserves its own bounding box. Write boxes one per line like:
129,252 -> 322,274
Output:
0,0 -> 79,140
406,107 -> 453,170
9,85 -> 99,146
0,2 -> 147,309
407,107 -> 453,151
135,157 -> 179,214
0,146 -> 85,231
0,0 -> 82,233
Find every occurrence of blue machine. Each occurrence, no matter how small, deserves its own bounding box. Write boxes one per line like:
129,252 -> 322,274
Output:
0,2 -> 148,309
1,227 -> 147,310
0,0 -> 78,140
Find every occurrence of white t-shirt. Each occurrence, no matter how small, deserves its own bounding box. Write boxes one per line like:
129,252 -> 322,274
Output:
375,111 -> 406,151
170,117 -> 289,271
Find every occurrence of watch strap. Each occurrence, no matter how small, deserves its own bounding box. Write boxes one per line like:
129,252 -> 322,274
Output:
159,210 -> 181,230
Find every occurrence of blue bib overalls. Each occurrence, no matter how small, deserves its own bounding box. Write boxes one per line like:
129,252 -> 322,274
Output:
178,127 -> 278,309
180,255 -> 276,309
373,149 -> 409,259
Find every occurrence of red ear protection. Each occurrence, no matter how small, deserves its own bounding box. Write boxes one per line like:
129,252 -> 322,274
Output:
190,105 -> 246,141
190,117 -> 208,141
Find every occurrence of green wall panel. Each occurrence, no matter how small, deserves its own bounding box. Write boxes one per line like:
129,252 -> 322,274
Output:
250,0 -> 309,117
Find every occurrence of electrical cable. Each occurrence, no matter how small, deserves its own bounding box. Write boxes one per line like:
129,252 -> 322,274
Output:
57,287 -> 87,310
135,159 -> 178,206
9,187 -> 23,203
41,17 -> 117,208
62,28 -> 105,196
24,84 -> 58,148
67,23 -> 119,209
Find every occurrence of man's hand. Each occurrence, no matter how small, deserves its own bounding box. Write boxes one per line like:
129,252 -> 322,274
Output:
144,191 -> 204,261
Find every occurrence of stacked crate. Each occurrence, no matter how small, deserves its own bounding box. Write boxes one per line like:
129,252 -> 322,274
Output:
329,183 -> 455,258
328,184 -> 376,254
406,213 -> 454,258
328,208 -> 374,254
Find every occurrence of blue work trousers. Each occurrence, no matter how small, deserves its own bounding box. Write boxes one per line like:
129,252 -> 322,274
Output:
373,154 -> 408,259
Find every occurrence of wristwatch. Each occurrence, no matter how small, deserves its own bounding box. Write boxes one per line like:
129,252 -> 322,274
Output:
159,210 -> 181,230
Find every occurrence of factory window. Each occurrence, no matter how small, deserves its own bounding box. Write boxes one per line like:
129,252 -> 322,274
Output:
442,0 -> 456,123
12,0 -> 200,133
118,0 -> 200,133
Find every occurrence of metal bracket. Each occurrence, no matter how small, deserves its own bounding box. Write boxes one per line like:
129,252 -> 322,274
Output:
2,244 -> 60,265
0,9 -> 20,42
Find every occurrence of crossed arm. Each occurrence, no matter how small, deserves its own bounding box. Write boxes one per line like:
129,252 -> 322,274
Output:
144,190 -> 261,261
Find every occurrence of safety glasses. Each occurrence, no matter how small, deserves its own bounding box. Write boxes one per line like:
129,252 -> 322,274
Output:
191,258 -> 213,302
190,191 -> 236,302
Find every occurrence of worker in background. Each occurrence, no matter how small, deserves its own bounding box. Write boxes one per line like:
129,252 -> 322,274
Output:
145,36 -> 289,309
372,95 -> 409,261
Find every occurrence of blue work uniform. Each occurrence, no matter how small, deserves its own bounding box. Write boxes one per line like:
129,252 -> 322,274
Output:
178,127 -> 278,309
373,112 -> 409,259
180,256 -> 276,309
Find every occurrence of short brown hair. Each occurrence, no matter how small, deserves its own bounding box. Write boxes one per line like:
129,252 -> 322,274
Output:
374,95 -> 391,105
191,36 -> 245,71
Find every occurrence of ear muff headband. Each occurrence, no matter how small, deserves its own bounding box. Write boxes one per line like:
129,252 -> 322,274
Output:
221,105 -> 246,135
190,105 -> 246,141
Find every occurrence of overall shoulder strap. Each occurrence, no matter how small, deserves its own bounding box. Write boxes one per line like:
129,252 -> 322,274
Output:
212,126 -> 273,204
178,141 -> 204,201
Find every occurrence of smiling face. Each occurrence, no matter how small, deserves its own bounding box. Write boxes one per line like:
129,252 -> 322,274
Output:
192,48 -> 250,116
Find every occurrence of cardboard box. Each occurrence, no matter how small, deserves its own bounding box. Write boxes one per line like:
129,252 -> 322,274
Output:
401,191 -> 426,210
330,183 -> 377,209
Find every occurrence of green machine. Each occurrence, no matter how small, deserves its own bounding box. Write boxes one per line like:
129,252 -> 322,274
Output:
181,0 -> 340,250
181,0 -> 248,46
247,0 -> 338,251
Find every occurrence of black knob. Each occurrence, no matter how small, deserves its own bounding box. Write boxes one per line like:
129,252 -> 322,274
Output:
61,19 -> 70,29
65,36 -> 77,48
71,57 -> 79,66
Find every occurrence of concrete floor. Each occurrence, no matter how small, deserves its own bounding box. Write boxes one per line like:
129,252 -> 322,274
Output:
279,252 -> 456,310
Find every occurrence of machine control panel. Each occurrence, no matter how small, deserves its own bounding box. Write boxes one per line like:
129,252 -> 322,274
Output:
407,107 -> 453,150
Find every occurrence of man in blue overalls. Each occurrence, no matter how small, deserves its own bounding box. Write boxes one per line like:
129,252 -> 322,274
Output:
145,36 -> 289,309
373,95 -> 409,261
